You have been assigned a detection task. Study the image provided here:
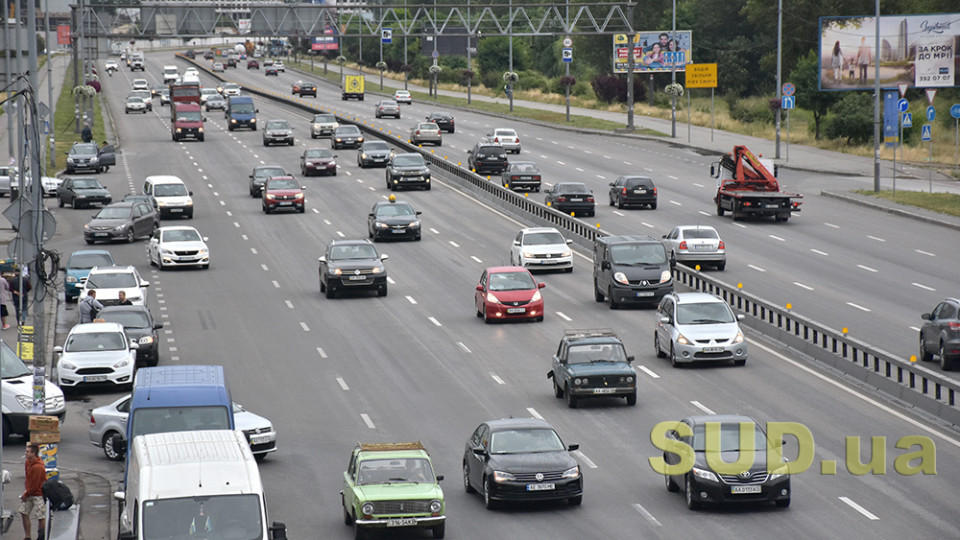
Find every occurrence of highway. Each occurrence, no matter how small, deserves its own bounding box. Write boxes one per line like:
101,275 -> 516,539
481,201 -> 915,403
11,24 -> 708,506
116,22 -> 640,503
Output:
41,51 -> 960,540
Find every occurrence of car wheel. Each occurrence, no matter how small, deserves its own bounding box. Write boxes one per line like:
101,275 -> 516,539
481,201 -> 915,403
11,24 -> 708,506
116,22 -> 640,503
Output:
483,478 -> 497,510
919,337 -> 933,362
685,475 -> 700,510
617,196 -> 625,209
342,503 -> 353,525
58,197 -> 64,208
482,306 -> 492,324
608,195 -> 614,206
941,342 -> 957,371
353,523 -> 366,540
554,380 -> 564,398
102,431 -> 124,461
665,472 -> 680,492
716,261 -> 726,271
594,279 -> 605,302
565,266 -> 573,273
126,229 -> 135,243
148,251 -> 156,266
378,283 -> 388,297
326,284 -> 336,299
654,333 -> 667,358
566,385 -> 578,408
608,287 -> 619,309
85,238 -> 95,245
775,498 -> 791,508
626,391 -> 637,406
670,344 -> 680,368
463,462 -> 475,493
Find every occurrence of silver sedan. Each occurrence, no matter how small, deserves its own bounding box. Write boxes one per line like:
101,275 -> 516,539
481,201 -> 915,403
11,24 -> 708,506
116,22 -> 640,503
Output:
661,225 -> 726,271
409,122 -> 442,146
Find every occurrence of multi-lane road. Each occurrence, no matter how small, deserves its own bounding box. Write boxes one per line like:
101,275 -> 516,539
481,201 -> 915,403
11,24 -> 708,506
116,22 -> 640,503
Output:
42,51 -> 960,540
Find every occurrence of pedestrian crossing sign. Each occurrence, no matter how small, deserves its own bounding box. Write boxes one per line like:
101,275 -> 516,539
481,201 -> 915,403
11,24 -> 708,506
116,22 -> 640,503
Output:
921,124 -> 931,141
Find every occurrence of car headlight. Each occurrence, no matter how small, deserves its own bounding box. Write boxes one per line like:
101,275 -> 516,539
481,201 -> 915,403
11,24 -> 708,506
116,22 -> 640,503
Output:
66,157 -> 74,163
231,119 -> 237,124
531,290 -> 541,302
113,358 -> 130,369
139,336 -> 154,345
157,200 -> 168,207
561,250 -> 572,257
408,221 -> 420,228
376,222 -> 389,229
522,251 -> 535,259
676,333 -> 692,345
66,275 -> 78,283
331,267 -> 342,276
486,292 -> 500,304
769,465 -> 789,480
83,224 -> 90,230
15,395 -> 33,408
613,271 -> 629,285
574,378 -> 582,385
372,266 -> 383,274
114,225 -> 126,231
159,248 -> 174,256
294,193 -> 304,200
361,502 -> 374,516
185,200 -> 193,206
250,118 -> 256,123
198,248 -> 208,255
361,153 -> 367,159
561,466 -> 581,479
265,194 -> 276,200
691,467 -> 718,482
492,471 -> 515,483
429,500 -> 442,513
59,360 -> 77,370
357,137 -> 364,142
660,270 -> 672,284
90,157 -> 99,163
733,331 -> 744,344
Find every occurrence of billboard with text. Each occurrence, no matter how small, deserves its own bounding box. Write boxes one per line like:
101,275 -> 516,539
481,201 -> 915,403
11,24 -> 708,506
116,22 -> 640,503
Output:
612,31 -> 692,73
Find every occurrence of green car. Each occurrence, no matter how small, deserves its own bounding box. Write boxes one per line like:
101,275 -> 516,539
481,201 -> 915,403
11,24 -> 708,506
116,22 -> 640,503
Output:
547,328 -> 637,408
341,442 -> 446,539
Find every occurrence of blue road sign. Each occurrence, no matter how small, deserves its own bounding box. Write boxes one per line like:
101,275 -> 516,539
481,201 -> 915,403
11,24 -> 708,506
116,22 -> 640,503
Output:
926,106 -> 936,122
781,96 -> 795,110
902,112 -> 912,128
951,104 -> 960,119
381,29 -> 392,44
921,124 -> 932,141
562,48 -> 572,63
897,98 -> 909,113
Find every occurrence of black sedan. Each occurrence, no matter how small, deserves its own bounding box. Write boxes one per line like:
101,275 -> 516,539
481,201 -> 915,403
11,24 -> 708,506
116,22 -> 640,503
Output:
57,177 -> 112,209
463,418 -> 582,509
249,165 -> 287,197
385,153 -> 431,191
500,161 -> 541,191
544,182 -> 595,217
662,414 -> 791,510
331,125 -> 364,149
98,305 -> 163,366
318,239 -> 388,298
368,198 -> 421,241
357,140 -> 392,168
83,201 -> 159,244
425,112 -> 455,133
300,148 -> 337,177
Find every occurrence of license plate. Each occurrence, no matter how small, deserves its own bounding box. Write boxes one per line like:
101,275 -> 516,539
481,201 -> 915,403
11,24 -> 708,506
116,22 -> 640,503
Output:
279,201 -> 292,206
94,233 -> 109,237
540,260 -> 558,264
694,245 -> 711,251
635,291 -> 654,297
348,275 -> 367,281
391,229 -> 406,234
635,189 -> 646,194
83,375 -> 107,382
387,518 -> 417,527
765,204 -> 780,208
506,307 -> 526,314
570,198 -> 583,202
527,483 -> 555,491
703,347 -> 724,353
731,485 -> 762,494
169,208 -> 183,213
593,388 -> 616,394
250,435 -> 271,445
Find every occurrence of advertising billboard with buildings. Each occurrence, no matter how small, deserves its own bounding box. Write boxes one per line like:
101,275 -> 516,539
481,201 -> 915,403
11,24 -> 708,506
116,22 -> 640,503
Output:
612,31 -> 692,73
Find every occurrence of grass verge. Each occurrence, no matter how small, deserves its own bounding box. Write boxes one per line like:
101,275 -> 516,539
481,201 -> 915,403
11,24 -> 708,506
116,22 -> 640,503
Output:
855,190 -> 960,218
51,60 -> 104,172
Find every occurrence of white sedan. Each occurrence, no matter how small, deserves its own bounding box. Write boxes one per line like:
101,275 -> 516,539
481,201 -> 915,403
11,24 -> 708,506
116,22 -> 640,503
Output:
148,226 -> 210,269
394,90 -> 412,104
509,227 -> 573,272
212,62 -> 225,72
54,322 -> 139,389
661,225 -> 726,271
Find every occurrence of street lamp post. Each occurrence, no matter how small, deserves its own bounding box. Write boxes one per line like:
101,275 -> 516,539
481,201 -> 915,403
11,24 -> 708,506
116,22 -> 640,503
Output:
775,0 -> 782,158
670,0 -> 676,138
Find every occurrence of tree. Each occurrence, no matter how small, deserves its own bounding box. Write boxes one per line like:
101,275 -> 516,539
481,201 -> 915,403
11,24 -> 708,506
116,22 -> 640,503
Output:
790,50 -> 838,140
824,92 -> 873,145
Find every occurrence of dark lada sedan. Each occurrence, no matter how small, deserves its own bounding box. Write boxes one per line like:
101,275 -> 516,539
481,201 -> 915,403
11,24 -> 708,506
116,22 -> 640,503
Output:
318,239 -> 388,298
544,182 -> 595,217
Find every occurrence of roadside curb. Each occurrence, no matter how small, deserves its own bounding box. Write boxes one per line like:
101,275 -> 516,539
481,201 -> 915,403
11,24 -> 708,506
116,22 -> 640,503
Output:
821,190 -> 960,231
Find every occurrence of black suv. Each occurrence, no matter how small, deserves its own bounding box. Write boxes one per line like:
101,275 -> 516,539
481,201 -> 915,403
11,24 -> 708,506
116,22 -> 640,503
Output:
547,329 -> 637,408
318,239 -> 388,298
65,142 -> 116,174
425,112 -> 455,133
467,141 -> 508,175
593,235 -> 674,309
608,175 -> 658,209
385,153 -> 431,191
920,298 -> 960,371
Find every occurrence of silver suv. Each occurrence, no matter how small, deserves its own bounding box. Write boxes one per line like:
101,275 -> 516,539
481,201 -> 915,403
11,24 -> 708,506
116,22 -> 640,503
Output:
654,292 -> 747,367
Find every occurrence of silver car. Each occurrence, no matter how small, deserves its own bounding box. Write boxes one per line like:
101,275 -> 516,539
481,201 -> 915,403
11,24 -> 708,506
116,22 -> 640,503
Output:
409,122 -> 442,146
654,292 -> 747,367
661,225 -> 726,271
263,119 -> 294,146
311,113 -> 339,138
486,128 -> 521,153
89,395 -> 278,461
375,99 -> 401,119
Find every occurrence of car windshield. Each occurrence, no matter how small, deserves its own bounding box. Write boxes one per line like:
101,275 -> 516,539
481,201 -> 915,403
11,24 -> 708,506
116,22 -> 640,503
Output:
86,272 -> 138,289
566,343 -> 628,364
1,342 -> 31,378
380,100 -> 398,107
376,203 -> 415,217
609,243 -> 667,265
357,458 -> 435,485
64,331 -> 126,352
488,271 -> 536,292
363,142 -> 389,152
127,97 -> 143,104
490,428 -> 564,454
131,91 -> 150,99
68,253 -> 114,270
557,184 -> 590,194
130,406 -> 230,440
161,229 -> 202,243
179,111 -> 202,122
200,89 -> 217,96
396,91 -> 410,96
477,147 -> 504,157
225,84 -> 240,90
232,103 -> 254,114
99,311 -> 150,328
141,494 -> 263,540
418,124 -> 437,130
94,207 -> 131,220
676,302 -> 736,325
314,114 -> 336,123
268,178 -> 299,190
682,229 -> 719,240
330,244 -> 378,260
495,130 -> 517,137
393,156 -> 424,167
267,121 -> 289,130
429,113 -> 451,120
72,179 -> 103,189
510,162 -> 538,173
524,232 -> 565,246
338,127 -> 360,136
71,145 -> 98,156
154,184 -> 189,197
305,149 -> 333,158
255,167 -> 285,179
691,423 -> 768,453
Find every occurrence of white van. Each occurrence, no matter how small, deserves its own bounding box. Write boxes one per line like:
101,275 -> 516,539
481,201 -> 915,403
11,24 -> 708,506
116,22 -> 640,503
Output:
2,341 -> 66,443
143,175 -> 194,219
162,65 -> 179,84
116,430 -> 287,540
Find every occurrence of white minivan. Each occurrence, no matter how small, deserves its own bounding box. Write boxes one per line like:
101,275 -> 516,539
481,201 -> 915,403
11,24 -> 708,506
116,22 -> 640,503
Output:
162,65 -> 179,84
2,341 -> 66,443
143,175 -> 194,219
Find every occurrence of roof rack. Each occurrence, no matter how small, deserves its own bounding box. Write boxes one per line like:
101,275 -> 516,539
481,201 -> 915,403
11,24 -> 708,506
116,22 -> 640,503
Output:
563,328 -> 617,339
358,441 -> 426,452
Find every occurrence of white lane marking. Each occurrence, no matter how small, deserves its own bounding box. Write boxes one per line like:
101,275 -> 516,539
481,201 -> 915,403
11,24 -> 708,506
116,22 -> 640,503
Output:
575,167 -> 584,172
284,300 -> 294,309
810,248 -> 829,256
556,312 -> 572,322
794,282 -> 814,291
912,282 -> 935,291
323,219 -> 332,225
241,235 -> 248,240
866,235 -> 885,242
261,264 -> 269,271
312,208 -> 319,214
583,150 -> 592,154
219,200 -> 225,206
557,161 -> 566,165
449,241 -> 460,248
632,503 -> 662,527
603,155 -> 610,159
471,256 -> 483,263
824,222 -> 840,228
490,373 -> 505,385
428,317 -> 442,327
734,223 -> 747,228
272,280 -> 280,288
164,329 -> 173,335
251,248 -> 258,254
668,175 -> 678,180
698,211 -> 710,216
643,167 -> 653,172
636,365 -> 660,379
387,277 -> 396,284
168,346 -> 177,351
857,264 -> 878,273
458,342 -> 472,353
670,200 -> 682,206
838,497 -> 879,521
540,154 -> 548,159
915,249 -> 935,256
613,210 -> 625,216
430,228 -> 440,234
769,235 -> 785,242
572,450 -> 598,469
623,161 -> 632,165
596,175 -> 605,180
693,182 -> 704,187
316,347 -> 327,359
166,338 -> 175,343
909,325 -> 921,332
406,296 -> 418,304
234,222 -> 241,228
566,145 -> 575,150
336,377 -> 350,391
747,264 -> 766,272
846,302 -> 871,312
300,322 -> 310,331
360,414 -> 376,429
526,407 -> 544,420
691,401 -> 715,414
226,211 -> 232,216
336,231 -> 345,238
641,222 -> 654,228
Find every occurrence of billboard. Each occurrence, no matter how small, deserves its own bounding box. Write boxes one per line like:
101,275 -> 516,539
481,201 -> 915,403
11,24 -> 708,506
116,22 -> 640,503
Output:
819,13 -> 959,91
312,26 -> 338,51
612,31 -> 692,73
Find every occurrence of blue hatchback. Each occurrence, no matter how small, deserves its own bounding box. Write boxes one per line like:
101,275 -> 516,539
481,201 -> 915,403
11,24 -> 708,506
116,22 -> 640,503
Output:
65,249 -> 115,301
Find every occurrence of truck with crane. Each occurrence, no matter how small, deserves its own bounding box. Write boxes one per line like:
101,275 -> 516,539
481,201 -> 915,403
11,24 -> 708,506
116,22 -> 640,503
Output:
710,145 -> 802,222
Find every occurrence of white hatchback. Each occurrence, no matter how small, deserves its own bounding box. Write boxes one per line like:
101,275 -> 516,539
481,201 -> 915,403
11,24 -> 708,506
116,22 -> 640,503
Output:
510,227 -> 573,272
131,78 -> 149,91
81,265 -> 150,306
54,322 -> 139,389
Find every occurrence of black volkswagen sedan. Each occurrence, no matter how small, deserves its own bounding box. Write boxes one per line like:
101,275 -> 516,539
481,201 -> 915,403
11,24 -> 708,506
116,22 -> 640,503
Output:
463,418 -> 582,509
544,182 -> 595,217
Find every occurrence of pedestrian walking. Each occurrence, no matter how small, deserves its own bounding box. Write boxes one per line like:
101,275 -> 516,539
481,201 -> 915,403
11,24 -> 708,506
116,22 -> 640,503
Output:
79,290 -> 104,324
9,271 -> 31,324
0,276 -> 12,329
81,122 -> 93,143
20,442 -> 48,540
856,36 -> 872,83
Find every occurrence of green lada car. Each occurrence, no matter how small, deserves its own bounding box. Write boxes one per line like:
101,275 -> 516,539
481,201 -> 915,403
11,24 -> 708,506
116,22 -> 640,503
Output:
341,441 -> 446,539
547,328 -> 637,408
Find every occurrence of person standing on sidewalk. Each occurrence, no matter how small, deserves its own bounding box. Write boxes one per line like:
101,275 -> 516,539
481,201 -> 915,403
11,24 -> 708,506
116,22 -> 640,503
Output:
20,443 -> 48,540
9,271 -> 31,324
0,275 -> 12,329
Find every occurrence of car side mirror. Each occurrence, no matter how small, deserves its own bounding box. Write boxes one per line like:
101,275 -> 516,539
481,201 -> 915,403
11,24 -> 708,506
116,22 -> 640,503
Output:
255,109 -> 259,113
436,475 -> 444,482
113,488 -> 127,503
601,260 -> 611,270
301,186 -> 307,190
475,285 -> 483,292
658,316 -> 670,324
467,149 -> 473,154
710,164 -> 716,176
626,355 -> 635,364
380,254 -> 389,261
921,313 -> 932,320
609,183 -> 615,187
141,280 -> 151,287
368,213 -> 375,218
415,211 -> 422,216
154,322 -> 164,329
472,447 -> 485,456
567,444 -> 580,452
333,154 -> 339,158
565,239 -> 572,245
269,522 -> 287,540
512,240 -> 520,246
736,314 -> 745,321
130,341 -> 140,349
537,282 -> 545,289
670,256 -> 677,269
318,256 -> 326,263
53,346 -> 63,353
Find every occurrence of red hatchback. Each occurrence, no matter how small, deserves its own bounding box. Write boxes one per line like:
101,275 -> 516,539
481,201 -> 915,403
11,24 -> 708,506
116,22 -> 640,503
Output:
262,176 -> 306,214
475,266 -> 545,323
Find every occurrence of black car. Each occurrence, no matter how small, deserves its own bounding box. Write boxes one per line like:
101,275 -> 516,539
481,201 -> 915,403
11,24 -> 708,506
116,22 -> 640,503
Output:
500,161 -> 541,191
83,201 -> 159,244
98,305 -> 163,366
65,142 -> 116,174
548,329 -> 637,407
467,142 -> 508,175
249,165 -> 287,197
331,125 -> 364,149
919,298 -> 960,370
203,50 -> 215,60
122,194 -> 155,206
226,57 -> 237,68
593,235 -> 674,309
463,418 -> 583,509
57,177 -> 112,209
368,198 -> 421,241
318,239 -> 388,298
609,175 -> 658,209
544,182 -> 595,216
357,140 -> 392,168
293,81 -> 317,97
662,415 -> 791,510
425,112 -> 455,133
385,153 -> 431,191
184,49 -> 196,59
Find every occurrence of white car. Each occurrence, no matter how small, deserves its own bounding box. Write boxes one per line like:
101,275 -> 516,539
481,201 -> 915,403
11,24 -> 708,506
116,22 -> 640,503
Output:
393,90 -> 412,104
184,67 -> 199,78
54,322 -> 139,389
131,78 -> 149,91
12,174 -> 63,197
148,226 -> 210,269
104,60 -> 119,71
486,128 -> 521,154
274,61 -> 285,72
89,395 -> 278,461
2,340 -> 66,444
199,88 -> 219,104
221,82 -> 242,97
661,225 -> 726,271
510,227 -> 574,272
81,265 -> 150,306
212,62 -> 225,73
125,96 -> 147,114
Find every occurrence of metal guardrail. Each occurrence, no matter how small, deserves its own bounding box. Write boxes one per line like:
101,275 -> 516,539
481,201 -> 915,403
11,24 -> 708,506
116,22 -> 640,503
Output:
178,55 -> 960,429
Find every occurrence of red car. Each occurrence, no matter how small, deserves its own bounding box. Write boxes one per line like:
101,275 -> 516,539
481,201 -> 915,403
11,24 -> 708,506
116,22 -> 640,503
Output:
247,59 -> 259,70
475,266 -> 545,323
300,148 -> 337,177
261,176 -> 306,214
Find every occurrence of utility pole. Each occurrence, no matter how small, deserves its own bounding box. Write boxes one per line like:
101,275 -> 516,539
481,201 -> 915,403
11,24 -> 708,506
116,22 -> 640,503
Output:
5,5 -> 12,157
46,0 -> 54,170
670,0 -> 676,138
625,3 -> 634,130
775,0 -> 782,158
872,0 -> 881,192
507,0 -> 513,111
29,0 -> 48,381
